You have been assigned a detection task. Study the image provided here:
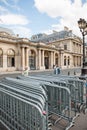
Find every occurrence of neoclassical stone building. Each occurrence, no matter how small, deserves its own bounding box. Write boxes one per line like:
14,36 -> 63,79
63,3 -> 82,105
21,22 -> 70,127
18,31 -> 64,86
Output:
48,36 -> 82,69
0,27 -> 82,72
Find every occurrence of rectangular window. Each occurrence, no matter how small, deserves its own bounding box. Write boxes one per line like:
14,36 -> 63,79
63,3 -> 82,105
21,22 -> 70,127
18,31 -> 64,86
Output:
64,45 -> 67,50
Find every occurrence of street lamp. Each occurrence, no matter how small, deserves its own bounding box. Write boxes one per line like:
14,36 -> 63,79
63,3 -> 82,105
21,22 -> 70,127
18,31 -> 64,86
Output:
78,18 -> 87,75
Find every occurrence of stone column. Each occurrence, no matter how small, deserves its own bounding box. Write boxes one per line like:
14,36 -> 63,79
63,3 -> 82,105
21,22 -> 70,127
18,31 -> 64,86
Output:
16,44 -> 21,71
38,49 -> 41,69
51,51 -> 53,69
41,50 -> 45,70
42,50 -> 44,66
35,50 -> 38,70
3,54 -> 7,70
21,47 -> 25,70
53,52 -> 55,65
25,47 -> 29,68
60,51 -> 64,68
17,54 -> 21,70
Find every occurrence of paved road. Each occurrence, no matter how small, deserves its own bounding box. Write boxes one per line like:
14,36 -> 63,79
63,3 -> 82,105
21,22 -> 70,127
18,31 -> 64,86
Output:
70,112 -> 87,130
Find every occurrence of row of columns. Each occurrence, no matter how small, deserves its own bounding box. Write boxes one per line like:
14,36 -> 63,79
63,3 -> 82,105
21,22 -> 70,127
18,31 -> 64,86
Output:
21,46 -> 59,70
73,56 -> 81,67
0,46 -> 82,72
20,48 -> 82,70
37,49 -> 58,69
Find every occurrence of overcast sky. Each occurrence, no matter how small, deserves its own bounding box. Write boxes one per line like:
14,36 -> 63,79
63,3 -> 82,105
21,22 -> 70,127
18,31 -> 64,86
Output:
0,0 -> 87,39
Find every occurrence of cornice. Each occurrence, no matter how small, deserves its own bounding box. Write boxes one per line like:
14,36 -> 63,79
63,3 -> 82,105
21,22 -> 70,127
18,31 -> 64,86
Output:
49,36 -> 82,44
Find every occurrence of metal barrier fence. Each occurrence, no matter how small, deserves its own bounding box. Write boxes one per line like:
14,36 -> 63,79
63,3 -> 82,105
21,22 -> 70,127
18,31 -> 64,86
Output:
0,78 -> 48,130
20,75 -> 84,104
3,77 -> 72,120
0,74 -> 86,130
17,76 -> 73,120
47,74 -> 85,105
17,75 -> 85,117
44,75 -> 84,104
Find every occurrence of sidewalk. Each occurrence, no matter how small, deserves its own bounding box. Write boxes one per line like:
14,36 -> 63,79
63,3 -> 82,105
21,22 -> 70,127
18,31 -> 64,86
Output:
69,111 -> 87,130
0,69 -> 53,74
0,67 -> 81,75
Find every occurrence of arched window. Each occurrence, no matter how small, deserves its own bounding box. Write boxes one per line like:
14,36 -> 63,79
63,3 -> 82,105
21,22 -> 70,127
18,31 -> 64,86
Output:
0,49 -> 3,67
64,56 -> 66,66
7,49 -> 15,67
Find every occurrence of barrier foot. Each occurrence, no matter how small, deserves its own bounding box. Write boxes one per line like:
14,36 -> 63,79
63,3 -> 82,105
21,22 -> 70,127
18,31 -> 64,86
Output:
65,122 -> 74,130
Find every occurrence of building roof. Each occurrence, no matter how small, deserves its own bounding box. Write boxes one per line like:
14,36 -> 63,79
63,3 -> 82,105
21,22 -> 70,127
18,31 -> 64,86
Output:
30,27 -> 77,43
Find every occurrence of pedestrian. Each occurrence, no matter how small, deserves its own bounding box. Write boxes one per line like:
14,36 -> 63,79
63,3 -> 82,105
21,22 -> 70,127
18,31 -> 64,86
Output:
55,65 -> 60,74
22,66 -> 29,76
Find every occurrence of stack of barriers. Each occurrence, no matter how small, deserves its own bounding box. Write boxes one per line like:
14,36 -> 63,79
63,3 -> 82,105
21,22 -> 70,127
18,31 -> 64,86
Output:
0,74 -> 86,130
0,77 -> 48,130
17,74 -> 86,129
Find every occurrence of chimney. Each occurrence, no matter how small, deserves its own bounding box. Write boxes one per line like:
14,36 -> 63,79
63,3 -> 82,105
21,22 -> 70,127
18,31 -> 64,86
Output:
64,26 -> 69,31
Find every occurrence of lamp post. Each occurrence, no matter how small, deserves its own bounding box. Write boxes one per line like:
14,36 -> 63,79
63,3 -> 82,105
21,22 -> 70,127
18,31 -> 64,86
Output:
78,18 -> 87,75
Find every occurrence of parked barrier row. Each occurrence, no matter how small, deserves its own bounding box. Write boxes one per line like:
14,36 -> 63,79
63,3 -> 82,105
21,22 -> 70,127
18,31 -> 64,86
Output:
0,78 -> 48,130
0,74 -> 86,130
3,77 -> 72,120
17,75 -> 85,118
20,75 -> 84,104
17,76 -> 75,120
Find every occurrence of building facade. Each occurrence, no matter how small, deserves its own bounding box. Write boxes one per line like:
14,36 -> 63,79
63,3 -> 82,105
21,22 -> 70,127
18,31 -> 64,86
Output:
0,27 -> 82,72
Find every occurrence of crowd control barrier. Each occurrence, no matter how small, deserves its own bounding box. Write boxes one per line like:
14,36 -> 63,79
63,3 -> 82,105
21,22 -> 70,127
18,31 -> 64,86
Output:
0,78 -> 48,130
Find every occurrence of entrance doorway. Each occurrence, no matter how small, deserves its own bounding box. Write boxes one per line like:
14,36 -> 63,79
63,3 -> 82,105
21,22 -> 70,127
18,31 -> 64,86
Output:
44,57 -> 49,69
29,50 -> 36,70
